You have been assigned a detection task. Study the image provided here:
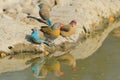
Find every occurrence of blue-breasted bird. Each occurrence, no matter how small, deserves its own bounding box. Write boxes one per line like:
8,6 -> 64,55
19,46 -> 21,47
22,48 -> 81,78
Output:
30,28 -> 51,46
40,22 -> 63,40
60,20 -> 77,37
38,3 -> 52,26
29,52 -> 64,78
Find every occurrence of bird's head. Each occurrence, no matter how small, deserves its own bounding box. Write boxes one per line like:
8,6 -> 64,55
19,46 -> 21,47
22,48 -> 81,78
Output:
31,27 -> 39,33
31,29 -> 34,31
31,27 -> 36,31
52,22 -> 63,30
38,3 -> 43,9
59,23 -> 64,29
70,20 -> 77,26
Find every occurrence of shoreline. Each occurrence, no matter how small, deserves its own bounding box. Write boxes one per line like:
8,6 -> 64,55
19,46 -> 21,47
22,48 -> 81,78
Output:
0,18 -> 120,74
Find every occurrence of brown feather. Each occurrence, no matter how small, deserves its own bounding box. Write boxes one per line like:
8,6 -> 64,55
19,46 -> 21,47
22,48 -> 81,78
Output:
39,6 -> 50,20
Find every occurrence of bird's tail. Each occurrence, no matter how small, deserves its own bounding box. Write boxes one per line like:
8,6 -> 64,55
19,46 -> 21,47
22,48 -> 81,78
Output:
46,18 -> 52,26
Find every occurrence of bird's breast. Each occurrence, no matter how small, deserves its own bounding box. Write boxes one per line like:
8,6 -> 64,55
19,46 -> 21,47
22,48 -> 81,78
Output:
42,28 -> 60,36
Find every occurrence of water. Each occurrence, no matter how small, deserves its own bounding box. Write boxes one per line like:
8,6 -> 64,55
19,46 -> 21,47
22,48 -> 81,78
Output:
60,35 -> 120,80
0,35 -> 120,80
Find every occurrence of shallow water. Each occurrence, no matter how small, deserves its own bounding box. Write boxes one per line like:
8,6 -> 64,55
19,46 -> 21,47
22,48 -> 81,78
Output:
0,35 -> 120,80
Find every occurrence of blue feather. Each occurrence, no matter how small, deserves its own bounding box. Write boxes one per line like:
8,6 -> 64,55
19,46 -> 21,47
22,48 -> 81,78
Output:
46,18 -> 51,26
38,4 -> 43,9
32,57 -> 46,75
31,29 -> 48,43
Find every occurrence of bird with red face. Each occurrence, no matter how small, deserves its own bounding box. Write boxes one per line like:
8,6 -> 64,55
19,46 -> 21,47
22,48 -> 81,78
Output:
60,20 -> 77,37
56,52 -> 77,71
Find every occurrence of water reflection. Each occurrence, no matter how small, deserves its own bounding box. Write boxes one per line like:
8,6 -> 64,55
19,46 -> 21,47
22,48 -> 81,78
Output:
0,35 -> 120,80
26,52 -> 76,78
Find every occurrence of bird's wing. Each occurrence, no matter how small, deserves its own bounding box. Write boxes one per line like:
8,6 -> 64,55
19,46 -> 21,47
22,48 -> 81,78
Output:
41,27 -> 52,33
39,8 -> 50,20
60,26 -> 75,37
60,25 -> 70,32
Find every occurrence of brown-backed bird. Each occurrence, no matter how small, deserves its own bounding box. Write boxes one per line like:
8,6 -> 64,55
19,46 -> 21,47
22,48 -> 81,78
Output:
60,20 -> 77,37
42,57 -> 64,77
38,3 -> 52,26
56,52 -> 77,71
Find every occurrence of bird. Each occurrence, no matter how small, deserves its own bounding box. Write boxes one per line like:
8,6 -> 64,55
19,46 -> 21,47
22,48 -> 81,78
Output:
41,57 -> 64,77
27,51 -> 50,77
40,22 -> 63,40
60,20 -> 77,37
56,52 -> 77,71
28,54 -> 64,78
31,56 -> 47,76
38,3 -> 52,26
30,27 -> 51,46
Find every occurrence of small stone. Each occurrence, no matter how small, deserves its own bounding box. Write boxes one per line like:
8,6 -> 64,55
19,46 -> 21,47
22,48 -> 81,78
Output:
109,16 -> 115,22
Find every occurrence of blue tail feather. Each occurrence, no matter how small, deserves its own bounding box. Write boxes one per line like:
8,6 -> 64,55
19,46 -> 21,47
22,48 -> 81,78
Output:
46,18 -> 51,26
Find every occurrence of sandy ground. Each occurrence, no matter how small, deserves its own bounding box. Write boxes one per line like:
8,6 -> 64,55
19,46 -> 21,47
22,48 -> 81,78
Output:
0,0 -> 120,73
0,0 -> 120,52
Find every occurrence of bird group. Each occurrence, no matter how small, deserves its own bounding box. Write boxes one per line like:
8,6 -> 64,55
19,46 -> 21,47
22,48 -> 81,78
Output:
26,52 -> 77,78
30,3 -> 77,46
29,3 -> 78,78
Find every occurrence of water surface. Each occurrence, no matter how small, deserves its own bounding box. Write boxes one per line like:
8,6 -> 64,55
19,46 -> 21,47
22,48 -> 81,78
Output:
0,35 -> 120,80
